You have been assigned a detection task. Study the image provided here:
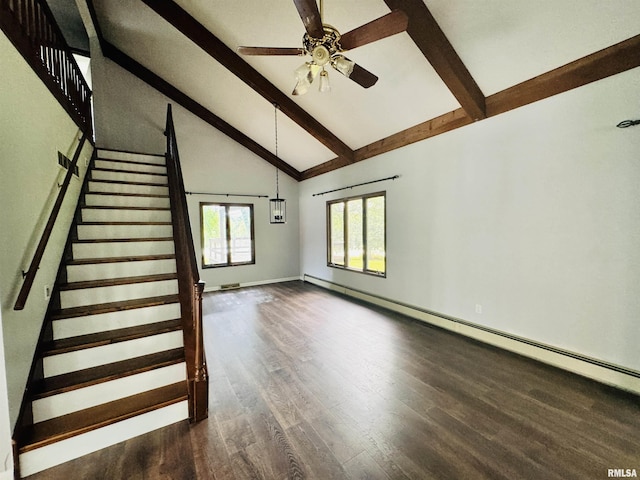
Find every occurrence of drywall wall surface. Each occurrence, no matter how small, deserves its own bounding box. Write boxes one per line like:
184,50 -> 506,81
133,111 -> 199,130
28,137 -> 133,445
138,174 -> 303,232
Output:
91,44 -> 300,289
0,30 -> 92,434
174,106 -> 301,288
300,68 -> 640,372
91,39 -> 167,155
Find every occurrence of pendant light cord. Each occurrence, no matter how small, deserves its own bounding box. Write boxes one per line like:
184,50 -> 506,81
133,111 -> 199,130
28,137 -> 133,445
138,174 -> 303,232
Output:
274,103 -> 280,199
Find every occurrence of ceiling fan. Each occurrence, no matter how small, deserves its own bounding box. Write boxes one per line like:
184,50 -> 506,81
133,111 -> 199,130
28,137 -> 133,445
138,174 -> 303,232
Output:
237,0 -> 408,95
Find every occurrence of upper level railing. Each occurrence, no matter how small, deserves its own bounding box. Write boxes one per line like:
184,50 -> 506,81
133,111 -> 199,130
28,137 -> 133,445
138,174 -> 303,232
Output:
165,104 -> 208,422
0,0 -> 92,133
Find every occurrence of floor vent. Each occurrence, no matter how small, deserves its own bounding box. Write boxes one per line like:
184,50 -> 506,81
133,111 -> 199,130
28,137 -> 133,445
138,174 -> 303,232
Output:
221,283 -> 241,290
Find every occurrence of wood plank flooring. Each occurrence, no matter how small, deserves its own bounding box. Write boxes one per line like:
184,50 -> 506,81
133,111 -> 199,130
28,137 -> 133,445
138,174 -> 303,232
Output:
27,280 -> 640,479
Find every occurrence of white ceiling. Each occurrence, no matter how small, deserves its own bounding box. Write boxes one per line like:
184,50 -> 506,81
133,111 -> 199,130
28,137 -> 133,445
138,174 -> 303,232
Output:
91,0 -> 640,174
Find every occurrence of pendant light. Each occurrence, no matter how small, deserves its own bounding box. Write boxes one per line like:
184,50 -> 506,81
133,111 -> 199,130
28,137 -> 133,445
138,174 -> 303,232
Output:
270,103 -> 286,224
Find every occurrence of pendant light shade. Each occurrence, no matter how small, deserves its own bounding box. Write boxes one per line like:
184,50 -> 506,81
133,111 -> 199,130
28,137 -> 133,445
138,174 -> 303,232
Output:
270,104 -> 286,224
270,197 -> 286,224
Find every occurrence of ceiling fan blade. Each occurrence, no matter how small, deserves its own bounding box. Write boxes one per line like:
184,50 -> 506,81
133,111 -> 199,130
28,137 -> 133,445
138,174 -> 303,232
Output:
331,56 -> 378,88
292,0 -> 324,39
237,46 -> 305,56
339,10 -> 408,50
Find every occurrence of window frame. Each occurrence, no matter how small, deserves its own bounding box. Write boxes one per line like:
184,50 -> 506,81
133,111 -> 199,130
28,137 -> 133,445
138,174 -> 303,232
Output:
200,202 -> 256,268
326,191 -> 386,277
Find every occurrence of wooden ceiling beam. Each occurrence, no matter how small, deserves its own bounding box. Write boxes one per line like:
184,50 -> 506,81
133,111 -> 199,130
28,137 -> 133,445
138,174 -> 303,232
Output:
101,41 -> 302,181
383,0 -> 486,121
301,34 -> 640,180
140,0 -> 354,164
486,34 -> 640,117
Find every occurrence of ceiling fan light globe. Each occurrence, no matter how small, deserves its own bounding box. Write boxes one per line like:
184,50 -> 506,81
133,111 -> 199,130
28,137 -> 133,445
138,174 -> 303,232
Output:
332,55 -> 354,77
294,62 -> 311,80
319,69 -> 331,92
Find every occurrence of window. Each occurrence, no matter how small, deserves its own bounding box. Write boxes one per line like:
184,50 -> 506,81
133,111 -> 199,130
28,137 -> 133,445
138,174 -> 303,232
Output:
327,192 -> 386,276
201,203 -> 255,268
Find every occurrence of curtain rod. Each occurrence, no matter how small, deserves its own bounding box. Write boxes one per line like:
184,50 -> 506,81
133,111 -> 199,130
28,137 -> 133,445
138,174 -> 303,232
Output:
186,191 -> 268,198
312,175 -> 400,197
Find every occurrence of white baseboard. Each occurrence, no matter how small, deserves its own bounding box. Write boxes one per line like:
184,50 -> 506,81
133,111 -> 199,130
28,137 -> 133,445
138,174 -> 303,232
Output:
203,276 -> 302,293
303,274 -> 640,396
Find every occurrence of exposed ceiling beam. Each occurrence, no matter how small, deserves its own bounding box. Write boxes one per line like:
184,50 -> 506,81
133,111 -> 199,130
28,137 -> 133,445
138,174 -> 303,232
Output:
486,34 -> 640,117
101,41 -> 302,181
301,34 -> 640,180
140,0 -> 355,164
383,0 -> 486,121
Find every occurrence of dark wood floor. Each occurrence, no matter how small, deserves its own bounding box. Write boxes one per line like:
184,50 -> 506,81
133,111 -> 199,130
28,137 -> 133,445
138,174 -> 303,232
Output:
29,280 -> 640,479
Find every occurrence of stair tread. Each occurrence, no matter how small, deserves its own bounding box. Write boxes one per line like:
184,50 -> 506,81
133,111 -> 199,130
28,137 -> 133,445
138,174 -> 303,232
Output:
68,254 -> 176,265
97,155 -> 165,166
31,348 -> 185,399
59,273 -> 177,291
73,237 -> 173,244
51,294 -> 180,320
88,178 -> 168,187
42,319 -> 182,356
81,205 -> 171,211
19,382 -> 187,453
79,221 -> 172,226
85,191 -> 169,198
92,167 -> 167,177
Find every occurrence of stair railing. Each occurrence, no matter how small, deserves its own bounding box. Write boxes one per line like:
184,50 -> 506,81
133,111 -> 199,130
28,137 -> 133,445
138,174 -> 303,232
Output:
0,0 -> 93,133
14,132 -> 89,310
164,104 -> 208,422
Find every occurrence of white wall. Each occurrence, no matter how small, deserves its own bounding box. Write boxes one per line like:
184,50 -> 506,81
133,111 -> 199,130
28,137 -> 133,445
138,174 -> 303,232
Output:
300,68 -> 640,373
0,30 -> 93,473
91,45 -> 300,290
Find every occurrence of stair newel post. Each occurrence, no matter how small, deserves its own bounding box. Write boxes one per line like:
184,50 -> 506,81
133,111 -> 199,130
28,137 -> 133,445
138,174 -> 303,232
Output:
190,280 -> 208,421
164,104 -> 208,422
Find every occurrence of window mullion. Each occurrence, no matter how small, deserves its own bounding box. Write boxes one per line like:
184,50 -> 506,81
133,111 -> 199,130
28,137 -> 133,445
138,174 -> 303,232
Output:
225,205 -> 232,265
343,201 -> 348,268
362,197 -> 367,272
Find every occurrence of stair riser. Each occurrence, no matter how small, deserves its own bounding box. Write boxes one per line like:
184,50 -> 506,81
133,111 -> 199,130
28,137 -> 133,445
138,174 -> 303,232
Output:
88,181 -> 169,196
43,331 -> 184,377
84,193 -> 170,209
92,170 -> 168,185
81,208 -> 172,223
72,240 -> 174,259
66,259 -> 177,283
32,363 -> 187,423
94,160 -> 167,175
53,303 -> 181,339
19,401 -> 188,477
97,150 -> 166,165
77,224 -> 173,240
59,280 -> 178,309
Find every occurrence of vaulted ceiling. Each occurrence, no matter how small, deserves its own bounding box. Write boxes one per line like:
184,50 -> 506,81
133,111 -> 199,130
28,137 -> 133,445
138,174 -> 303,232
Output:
86,0 -> 640,181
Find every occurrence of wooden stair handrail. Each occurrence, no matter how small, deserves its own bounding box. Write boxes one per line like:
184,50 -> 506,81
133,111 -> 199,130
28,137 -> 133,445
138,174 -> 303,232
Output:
164,104 -> 208,422
14,132 -> 89,311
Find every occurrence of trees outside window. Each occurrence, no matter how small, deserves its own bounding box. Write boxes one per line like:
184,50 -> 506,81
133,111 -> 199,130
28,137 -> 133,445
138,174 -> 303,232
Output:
327,192 -> 386,276
201,203 -> 255,268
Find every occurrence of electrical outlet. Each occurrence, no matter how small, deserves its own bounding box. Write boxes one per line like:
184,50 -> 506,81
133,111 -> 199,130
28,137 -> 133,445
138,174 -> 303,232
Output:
44,285 -> 51,300
475,304 -> 482,314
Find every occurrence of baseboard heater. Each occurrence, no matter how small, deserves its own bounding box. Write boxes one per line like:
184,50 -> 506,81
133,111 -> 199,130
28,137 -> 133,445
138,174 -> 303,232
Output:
303,274 -> 640,396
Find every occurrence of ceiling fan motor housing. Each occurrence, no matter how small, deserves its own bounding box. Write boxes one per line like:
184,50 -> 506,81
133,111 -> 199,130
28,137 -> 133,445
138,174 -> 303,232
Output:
303,25 -> 341,65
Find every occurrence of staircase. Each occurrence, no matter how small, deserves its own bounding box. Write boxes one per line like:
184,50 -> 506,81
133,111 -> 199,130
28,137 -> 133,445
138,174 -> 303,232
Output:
15,149 -> 192,477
